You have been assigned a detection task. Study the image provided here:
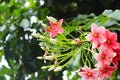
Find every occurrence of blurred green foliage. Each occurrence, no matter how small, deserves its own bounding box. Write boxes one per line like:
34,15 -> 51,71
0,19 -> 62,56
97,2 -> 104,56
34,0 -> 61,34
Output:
0,0 -> 120,80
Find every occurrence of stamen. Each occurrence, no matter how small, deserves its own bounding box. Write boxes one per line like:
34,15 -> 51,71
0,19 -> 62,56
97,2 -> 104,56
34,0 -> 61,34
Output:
87,72 -> 92,76
107,40 -> 111,44
94,33 -> 98,38
101,55 -> 105,59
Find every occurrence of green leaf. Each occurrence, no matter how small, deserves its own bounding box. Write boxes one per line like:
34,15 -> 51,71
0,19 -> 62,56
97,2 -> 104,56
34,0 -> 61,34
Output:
13,9 -> 20,17
100,17 -> 110,25
103,20 -> 118,27
108,10 -> 120,21
103,10 -> 120,21
64,26 -> 78,35
0,65 -> 16,76
102,10 -> 113,16
28,0 -> 35,8
83,15 -> 105,30
0,50 -> 3,62
67,70 -> 71,78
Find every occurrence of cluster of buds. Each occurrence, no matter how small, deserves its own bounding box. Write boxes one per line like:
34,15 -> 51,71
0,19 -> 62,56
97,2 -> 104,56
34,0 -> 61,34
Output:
37,51 -> 63,72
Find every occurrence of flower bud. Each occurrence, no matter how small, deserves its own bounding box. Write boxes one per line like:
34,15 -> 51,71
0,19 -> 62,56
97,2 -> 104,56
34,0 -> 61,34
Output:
46,16 -> 57,22
48,65 -> 55,71
41,23 -> 48,28
71,40 -> 76,44
50,39 -> 57,44
41,66 -> 48,69
31,33 -> 45,39
31,33 -> 39,38
44,56 -> 53,60
54,66 -> 62,72
37,56 -> 44,60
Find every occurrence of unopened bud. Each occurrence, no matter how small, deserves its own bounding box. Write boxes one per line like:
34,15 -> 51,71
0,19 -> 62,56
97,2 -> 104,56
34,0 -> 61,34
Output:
48,65 -> 55,71
50,39 -> 57,44
31,33 -> 39,38
41,66 -> 48,69
44,56 -> 53,60
31,33 -> 45,39
41,23 -> 47,28
71,40 -> 76,44
54,66 -> 62,72
41,46 -> 45,50
37,56 -> 44,59
46,16 -> 57,22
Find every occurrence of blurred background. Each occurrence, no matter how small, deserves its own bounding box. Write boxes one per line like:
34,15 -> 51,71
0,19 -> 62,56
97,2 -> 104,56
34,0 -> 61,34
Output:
0,0 -> 120,80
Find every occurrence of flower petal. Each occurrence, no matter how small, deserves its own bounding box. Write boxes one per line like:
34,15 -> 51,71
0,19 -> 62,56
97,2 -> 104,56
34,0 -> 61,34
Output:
50,31 -> 58,38
92,40 -> 98,50
97,27 -> 105,34
50,20 -> 55,25
58,19 -> 63,26
91,23 -> 98,33
86,33 -> 93,41
57,27 -> 64,33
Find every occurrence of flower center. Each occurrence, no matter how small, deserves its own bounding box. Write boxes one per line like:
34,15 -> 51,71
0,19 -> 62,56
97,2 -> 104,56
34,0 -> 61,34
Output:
103,69 -> 107,72
94,33 -> 98,38
87,72 -> 92,76
101,55 -> 105,59
107,40 -> 111,44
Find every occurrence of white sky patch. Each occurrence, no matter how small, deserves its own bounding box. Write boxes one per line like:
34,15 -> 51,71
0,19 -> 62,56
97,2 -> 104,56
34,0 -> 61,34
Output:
5,75 -> 10,80
40,0 -> 44,6
24,28 -> 36,33
29,35 -> 32,40
9,24 -> 16,31
20,18 -> 30,28
25,2 -> 30,7
0,56 -> 10,68
25,33 -> 29,40
30,16 -> 37,24
5,34 -> 11,41
25,74 -> 31,80
63,70 -> 68,80
63,70 -> 77,80
35,72 -> 38,77
0,25 -> 6,31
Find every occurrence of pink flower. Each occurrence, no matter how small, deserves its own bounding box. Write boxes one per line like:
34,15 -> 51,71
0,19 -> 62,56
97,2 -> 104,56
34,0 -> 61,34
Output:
86,23 -> 106,50
103,29 -> 119,50
112,44 -> 120,65
78,66 -> 100,80
45,19 -> 64,38
94,45 -> 116,68
99,64 -> 116,80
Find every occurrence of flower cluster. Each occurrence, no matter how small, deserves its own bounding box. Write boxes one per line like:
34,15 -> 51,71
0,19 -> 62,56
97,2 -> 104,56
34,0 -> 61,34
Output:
32,16 -> 120,80
78,23 -> 120,80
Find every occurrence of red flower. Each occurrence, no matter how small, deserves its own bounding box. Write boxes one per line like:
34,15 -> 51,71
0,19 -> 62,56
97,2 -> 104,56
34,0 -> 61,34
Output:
78,66 -> 100,80
94,45 -> 116,68
103,29 -> 119,50
86,23 -> 106,50
112,44 -> 120,65
45,19 -> 64,38
99,64 -> 116,80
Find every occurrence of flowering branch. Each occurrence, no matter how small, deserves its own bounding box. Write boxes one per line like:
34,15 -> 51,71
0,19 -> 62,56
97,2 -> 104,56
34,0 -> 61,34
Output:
32,16 -> 120,80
